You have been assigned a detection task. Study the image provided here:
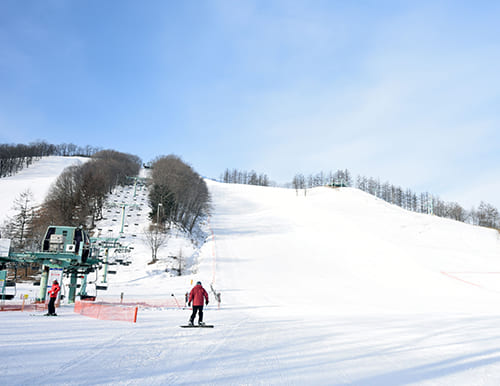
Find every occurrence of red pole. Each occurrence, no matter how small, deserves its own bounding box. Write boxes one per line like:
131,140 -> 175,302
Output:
171,294 -> 181,309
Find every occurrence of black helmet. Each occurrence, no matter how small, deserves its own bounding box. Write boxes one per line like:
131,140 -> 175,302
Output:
196,281 -> 202,285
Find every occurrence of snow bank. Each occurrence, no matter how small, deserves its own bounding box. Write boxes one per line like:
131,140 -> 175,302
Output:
0,156 -> 88,225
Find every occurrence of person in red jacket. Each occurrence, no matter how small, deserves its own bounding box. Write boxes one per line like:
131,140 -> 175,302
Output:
188,281 -> 209,326
46,279 -> 61,316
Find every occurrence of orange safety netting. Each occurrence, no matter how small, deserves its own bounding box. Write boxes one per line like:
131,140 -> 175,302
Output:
0,301 -> 50,312
95,296 -> 185,309
0,304 -> 38,312
74,301 -> 138,323
115,298 -> 183,308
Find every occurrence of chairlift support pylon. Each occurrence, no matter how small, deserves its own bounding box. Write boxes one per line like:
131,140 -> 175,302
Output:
0,226 -> 106,303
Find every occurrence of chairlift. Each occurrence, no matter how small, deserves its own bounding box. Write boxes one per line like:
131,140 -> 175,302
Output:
78,271 -> 99,299
1,281 -> 16,300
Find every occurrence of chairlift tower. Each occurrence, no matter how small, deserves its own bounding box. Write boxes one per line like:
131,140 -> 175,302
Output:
127,176 -> 148,198
0,226 -> 102,303
108,202 -> 142,234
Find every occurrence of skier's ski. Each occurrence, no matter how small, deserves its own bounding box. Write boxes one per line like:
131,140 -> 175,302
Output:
180,325 -> 214,328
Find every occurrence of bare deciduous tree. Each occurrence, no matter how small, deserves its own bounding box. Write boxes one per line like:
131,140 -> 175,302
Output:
149,155 -> 210,233
220,168 -> 271,186
170,247 -> 185,276
38,150 -> 142,231
292,174 -> 306,196
144,224 -> 170,264
1,189 -> 36,250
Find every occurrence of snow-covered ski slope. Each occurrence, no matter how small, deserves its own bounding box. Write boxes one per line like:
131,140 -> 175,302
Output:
0,156 -> 88,225
205,181 -> 500,316
3,171 -> 500,385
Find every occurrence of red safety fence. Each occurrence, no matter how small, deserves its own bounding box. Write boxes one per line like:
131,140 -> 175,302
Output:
1,304 -> 37,312
74,300 -> 138,323
0,300 -> 55,312
95,296 -> 185,309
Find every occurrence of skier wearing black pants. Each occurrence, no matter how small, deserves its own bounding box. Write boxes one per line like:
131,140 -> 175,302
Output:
188,281 -> 209,326
46,280 -> 60,316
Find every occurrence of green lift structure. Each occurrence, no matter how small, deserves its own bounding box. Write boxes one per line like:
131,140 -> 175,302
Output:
0,225 -> 123,303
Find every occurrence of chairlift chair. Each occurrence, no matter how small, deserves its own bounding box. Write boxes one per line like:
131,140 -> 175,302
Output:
1,281 -> 16,300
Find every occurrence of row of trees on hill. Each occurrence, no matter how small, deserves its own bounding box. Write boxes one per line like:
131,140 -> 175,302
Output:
0,141 -> 103,178
288,169 -> 499,229
149,155 -> 210,233
220,168 -> 272,186
2,150 -> 141,251
292,170 -> 353,192
354,175 -> 499,228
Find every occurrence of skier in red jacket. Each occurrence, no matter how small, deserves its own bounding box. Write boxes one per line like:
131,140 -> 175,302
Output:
188,281 -> 209,326
47,280 -> 61,316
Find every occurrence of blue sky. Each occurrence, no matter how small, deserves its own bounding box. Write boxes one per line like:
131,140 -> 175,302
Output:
1,0 -> 499,209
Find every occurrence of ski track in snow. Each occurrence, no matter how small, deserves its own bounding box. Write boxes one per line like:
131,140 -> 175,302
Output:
2,160 -> 500,385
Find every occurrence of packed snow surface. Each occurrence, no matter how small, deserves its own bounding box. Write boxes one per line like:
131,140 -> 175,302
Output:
0,156 -> 88,226
2,159 -> 500,385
